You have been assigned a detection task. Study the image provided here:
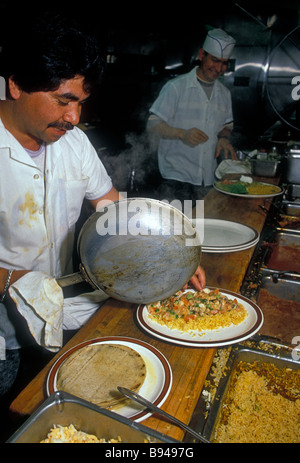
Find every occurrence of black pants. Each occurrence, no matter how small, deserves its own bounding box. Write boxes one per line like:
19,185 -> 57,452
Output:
0,329 -> 78,442
0,345 -> 55,441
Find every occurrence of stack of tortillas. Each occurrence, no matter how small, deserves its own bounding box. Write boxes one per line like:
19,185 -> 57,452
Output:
56,344 -> 147,408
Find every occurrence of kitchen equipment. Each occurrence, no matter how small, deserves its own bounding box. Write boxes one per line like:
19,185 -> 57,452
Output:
250,157 -> 281,177
186,336 -> 300,443
285,184 -> 300,199
7,391 -> 179,443
255,270 -> 300,343
263,230 -> 300,274
284,146 -> 300,184
57,198 -> 201,304
281,200 -> 300,217
117,387 -> 210,443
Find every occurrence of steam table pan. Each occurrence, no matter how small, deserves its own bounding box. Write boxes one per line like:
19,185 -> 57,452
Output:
185,336 -> 300,443
7,391 -> 179,443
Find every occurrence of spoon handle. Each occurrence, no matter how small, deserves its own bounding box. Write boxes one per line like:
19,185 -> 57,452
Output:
118,387 -> 210,443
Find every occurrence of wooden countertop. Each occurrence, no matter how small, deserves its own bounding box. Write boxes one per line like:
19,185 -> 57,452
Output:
9,177 -> 279,441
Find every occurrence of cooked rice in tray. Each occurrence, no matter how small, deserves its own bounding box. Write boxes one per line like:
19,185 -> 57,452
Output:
40,424 -> 122,443
213,361 -> 300,443
146,288 -> 248,333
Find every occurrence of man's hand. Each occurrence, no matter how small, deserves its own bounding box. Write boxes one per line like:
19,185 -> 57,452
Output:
184,265 -> 206,291
216,137 -> 237,160
180,128 -> 209,147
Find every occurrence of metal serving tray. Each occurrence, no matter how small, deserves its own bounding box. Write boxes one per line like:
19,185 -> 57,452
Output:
281,200 -> 300,217
285,184 -> 300,199
284,153 -> 300,184
7,391 -> 179,443
263,230 -> 300,273
259,271 -> 300,301
185,336 -> 299,443
251,158 -> 281,177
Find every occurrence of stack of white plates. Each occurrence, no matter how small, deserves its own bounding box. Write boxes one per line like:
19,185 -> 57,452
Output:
192,218 -> 259,253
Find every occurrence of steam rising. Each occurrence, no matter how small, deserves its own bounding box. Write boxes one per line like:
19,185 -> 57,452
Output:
98,131 -> 160,195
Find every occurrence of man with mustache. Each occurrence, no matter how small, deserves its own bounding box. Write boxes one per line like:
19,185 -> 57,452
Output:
0,12 -> 205,407
148,28 -> 237,203
0,13 -> 120,403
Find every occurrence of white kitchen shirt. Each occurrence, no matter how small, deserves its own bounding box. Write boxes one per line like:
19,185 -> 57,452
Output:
0,119 -> 113,349
149,67 -> 233,186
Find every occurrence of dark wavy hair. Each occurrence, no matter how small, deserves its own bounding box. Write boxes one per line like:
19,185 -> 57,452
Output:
1,13 -> 105,94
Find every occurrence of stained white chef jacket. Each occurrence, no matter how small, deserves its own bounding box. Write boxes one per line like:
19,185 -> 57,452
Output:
0,119 -> 112,349
149,67 -> 233,186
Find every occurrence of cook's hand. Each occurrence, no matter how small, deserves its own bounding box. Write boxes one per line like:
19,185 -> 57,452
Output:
184,265 -> 206,291
216,137 -> 237,160
181,128 -> 209,147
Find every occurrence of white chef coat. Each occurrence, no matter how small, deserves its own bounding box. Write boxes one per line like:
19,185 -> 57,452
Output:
0,119 -> 113,349
149,67 -> 233,186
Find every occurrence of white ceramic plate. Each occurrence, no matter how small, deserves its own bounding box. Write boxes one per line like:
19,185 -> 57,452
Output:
214,180 -> 283,198
193,218 -> 259,253
46,337 -> 172,423
201,242 -> 260,253
136,288 -> 264,347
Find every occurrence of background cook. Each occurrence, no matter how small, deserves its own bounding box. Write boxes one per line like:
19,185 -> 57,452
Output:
147,28 -> 237,203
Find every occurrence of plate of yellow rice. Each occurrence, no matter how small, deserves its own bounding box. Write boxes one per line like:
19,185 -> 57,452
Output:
214,180 -> 283,198
136,288 -> 264,347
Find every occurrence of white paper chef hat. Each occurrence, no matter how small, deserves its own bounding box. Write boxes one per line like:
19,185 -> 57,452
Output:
203,28 -> 236,59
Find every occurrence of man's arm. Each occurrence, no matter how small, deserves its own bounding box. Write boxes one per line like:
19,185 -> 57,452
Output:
147,117 -> 209,147
89,186 -> 122,210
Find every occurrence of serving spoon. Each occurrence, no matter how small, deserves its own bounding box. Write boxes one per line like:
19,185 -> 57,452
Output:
117,386 -> 210,443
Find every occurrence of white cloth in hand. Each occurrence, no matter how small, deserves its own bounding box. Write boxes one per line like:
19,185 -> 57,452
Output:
9,272 -> 109,352
9,272 -> 64,352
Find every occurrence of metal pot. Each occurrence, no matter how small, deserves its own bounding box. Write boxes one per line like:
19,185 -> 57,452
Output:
57,198 -> 201,304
